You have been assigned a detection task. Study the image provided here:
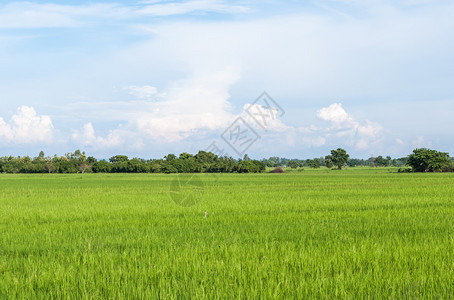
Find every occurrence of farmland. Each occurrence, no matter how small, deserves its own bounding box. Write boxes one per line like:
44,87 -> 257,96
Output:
0,168 -> 453,298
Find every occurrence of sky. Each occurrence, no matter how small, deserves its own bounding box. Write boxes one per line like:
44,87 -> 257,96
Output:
0,0 -> 453,159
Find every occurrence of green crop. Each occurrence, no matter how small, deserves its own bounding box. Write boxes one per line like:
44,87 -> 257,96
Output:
0,169 -> 453,298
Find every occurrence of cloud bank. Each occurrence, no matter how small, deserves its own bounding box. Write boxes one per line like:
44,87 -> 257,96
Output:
0,106 -> 54,145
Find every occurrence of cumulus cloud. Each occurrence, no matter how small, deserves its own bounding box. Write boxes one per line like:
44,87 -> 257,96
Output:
71,122 -> 126,149
317,103 -> 353,124
0,106 -> 54,144
315,103 -> 383,150
242,103 -> 289,132
70,68 -> 240,151
70,97 -> 384,155
278,103 -> 383,152
134,68 -> 239,142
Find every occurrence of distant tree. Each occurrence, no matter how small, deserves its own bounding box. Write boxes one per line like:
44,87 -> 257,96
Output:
369,156 -> 376,167
310,158 -> 321,168
373,155 -> 392,167
325,158 -> 334,169
179,152 -> 193,160
288,161 -> 298,169
38,151 -> 45,160
348,158 -> 367,167
164,154 -> 177,161
161,164 -> 178,174
109,155 -> 129,164
386,156 -> 392,166
375,156 -> 389,167
79,163 -> 91,174
128,158 -> 149,173
195,151 -> 217,172
92,160 -> 112,173
391,158 -> 398,167
150,160 -> 163,173
407,148 -> 450,172
325,148 -> 349,170
236,160 -> 265,173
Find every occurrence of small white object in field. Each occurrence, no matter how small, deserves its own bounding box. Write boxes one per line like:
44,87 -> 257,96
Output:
204,211 -> 208,218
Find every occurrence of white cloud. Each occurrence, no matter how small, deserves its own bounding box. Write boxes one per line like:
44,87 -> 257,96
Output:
134,68 -> 239,142
70,68 -> 239,151
317,103 -> 353,124
0,106 -> 54,144
293,102 -> 385,150
242,103 -> 289,132
71,122 -> 127,149
6,0 -> 450,157
71,97 -> 384,155
125,85 -> 158,99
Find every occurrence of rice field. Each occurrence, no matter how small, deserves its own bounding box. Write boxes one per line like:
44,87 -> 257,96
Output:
0,168 -> 453,298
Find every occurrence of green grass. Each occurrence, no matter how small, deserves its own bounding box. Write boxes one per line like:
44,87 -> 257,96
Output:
0,170 -> 453,298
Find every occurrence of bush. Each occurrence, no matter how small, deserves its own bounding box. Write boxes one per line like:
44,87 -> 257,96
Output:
397,167 -> 412,173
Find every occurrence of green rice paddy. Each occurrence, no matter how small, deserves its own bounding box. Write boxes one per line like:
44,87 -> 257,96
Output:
0,168 -> 453,298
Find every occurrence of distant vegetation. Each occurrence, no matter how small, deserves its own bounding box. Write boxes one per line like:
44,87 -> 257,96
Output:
0,150 -> 265,174
407,148 -> 453,172
0,148 -> 452,174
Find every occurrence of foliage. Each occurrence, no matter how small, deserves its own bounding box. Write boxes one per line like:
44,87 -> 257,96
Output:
374,155 -> 392,167
0,150 -> 266,174
407,148 -> 451,172
325,148 -> 350,169
1,149 -> 452,174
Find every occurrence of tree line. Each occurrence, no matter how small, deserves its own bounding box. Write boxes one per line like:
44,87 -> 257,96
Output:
262,154 -> 408,168
0,150 -> 265,174
0,148 -> 452,174
263,148 -> 453,172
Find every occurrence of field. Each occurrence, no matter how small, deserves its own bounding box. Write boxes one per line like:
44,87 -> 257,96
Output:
0,168 -> 453,298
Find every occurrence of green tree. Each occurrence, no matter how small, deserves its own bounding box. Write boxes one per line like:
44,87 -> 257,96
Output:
164,154 -> 176,161
325,148 -> 349,170
179,152 -> 193,160
109,155 -> 129,164
92,160 -> 112,173
407,148 -> 450,172
288,161 -> 298,169
375,156 -> 389,167
310,158 -> 320,168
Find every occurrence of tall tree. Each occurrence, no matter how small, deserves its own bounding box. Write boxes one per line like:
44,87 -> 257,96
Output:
407,148 -> 450,172
325,148 -> 349,170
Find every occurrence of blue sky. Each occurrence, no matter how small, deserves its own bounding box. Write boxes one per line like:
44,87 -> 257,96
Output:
0,0 -> 453,159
